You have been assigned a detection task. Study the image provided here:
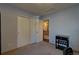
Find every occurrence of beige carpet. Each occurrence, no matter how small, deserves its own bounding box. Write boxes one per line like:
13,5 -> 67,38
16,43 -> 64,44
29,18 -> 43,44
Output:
2,41 -> 79,55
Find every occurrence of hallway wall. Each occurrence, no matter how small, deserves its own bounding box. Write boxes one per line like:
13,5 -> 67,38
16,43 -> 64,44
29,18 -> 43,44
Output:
40,5 -> 79,51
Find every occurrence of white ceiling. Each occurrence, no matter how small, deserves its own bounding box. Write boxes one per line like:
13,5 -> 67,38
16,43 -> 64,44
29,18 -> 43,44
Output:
9,3 -> 78,16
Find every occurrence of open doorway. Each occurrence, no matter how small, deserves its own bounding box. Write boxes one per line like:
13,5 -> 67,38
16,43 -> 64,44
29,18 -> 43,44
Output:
43,20 -> 49,42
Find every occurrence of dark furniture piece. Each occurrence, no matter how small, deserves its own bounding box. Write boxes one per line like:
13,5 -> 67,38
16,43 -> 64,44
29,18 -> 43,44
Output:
55,35 -> 69,50
63,47 -> 73,55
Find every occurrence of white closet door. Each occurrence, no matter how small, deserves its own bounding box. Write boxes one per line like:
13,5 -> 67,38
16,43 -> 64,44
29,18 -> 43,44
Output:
31,17 -> 43,43
17,16 -> 31,47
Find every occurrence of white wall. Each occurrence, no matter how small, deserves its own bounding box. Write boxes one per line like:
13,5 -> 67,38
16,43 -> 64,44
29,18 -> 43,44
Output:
0,4 -> 42,53
41,5 -> 79,51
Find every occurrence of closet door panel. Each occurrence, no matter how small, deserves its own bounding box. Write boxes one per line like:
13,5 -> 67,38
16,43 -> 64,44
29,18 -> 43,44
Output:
17,16 -> 31,47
